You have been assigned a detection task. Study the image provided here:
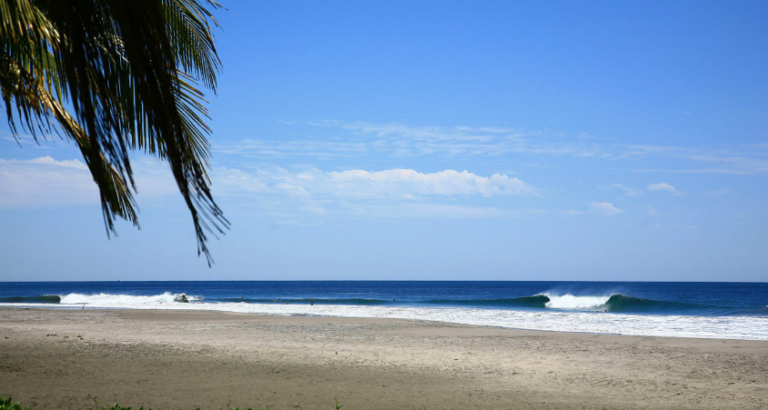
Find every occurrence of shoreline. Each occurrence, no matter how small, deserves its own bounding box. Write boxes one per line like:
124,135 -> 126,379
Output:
1,308 -> 767,409
2,302 -> 766,341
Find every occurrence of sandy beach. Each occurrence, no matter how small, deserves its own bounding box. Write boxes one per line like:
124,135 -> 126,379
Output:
0,308 -> 766,410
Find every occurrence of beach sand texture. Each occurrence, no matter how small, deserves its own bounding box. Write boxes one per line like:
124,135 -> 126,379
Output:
1,308 -> 766,409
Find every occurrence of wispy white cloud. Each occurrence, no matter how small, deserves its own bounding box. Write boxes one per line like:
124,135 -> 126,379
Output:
214,167 -> 536,200
324,169 -> 534,198
708,188 -> 731,196
588,202 -> 623,215
625,145 -> 768,175
311,120 -> 602,158
0,156 -> 88,170
602,183 -> 642,197
214,121 -> 604,159
648,182 -> 680,195
1,132 -> 73,150
1,155 -> 535,220
210,166 -> 539,219
215,120 -> 768,175
0,156 -> 178,208
335,203 -> 509,219
565,202 -> 623,216
0,156 -> 97,207
213,138 -> 368,159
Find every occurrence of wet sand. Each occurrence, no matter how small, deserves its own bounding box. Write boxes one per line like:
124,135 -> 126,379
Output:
1,308 -> 766,409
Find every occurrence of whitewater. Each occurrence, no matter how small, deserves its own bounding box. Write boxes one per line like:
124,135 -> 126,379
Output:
2,291 -> 766,340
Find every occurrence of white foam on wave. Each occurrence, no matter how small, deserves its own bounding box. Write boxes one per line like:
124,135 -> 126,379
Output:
59,292 -> 203,306
544,294 -> 611,309
3,293 -> 766,340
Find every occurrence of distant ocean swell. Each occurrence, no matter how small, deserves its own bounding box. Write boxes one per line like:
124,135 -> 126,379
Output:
0,295 -> 62,304
1,291 -> 766,340
217,297 -> 391,305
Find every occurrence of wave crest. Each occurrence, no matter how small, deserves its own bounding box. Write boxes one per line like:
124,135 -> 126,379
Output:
544,294 -> 611,309
59,292 -> 202,306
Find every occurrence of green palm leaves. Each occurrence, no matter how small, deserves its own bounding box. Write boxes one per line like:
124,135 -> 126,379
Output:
1,0 -> 228,264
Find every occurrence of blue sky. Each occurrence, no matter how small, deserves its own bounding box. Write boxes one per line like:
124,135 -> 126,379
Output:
1,0 -> 767,281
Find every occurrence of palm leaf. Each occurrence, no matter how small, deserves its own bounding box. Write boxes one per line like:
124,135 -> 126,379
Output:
1,0 -> 228,264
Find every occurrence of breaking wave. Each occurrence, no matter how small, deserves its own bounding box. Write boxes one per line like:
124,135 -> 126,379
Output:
59,292 -> 203,307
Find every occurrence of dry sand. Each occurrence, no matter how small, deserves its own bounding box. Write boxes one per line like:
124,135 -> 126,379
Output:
0,308 -> 766,410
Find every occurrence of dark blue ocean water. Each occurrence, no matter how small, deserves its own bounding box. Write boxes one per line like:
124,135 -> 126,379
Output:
1,281 -> 766,317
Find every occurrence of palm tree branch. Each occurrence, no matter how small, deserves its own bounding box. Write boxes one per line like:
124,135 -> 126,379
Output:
1,0 -> 227,264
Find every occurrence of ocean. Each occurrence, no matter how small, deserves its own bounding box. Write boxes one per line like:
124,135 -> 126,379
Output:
1,281 -> 767,340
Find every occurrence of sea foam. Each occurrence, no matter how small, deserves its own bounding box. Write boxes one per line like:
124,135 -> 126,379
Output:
543,294 -> 611,309
59,292 -> 203,306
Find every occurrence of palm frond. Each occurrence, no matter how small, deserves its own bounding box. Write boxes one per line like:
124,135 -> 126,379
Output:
1,0 -> 227,264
